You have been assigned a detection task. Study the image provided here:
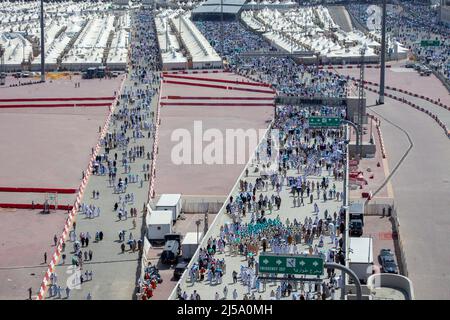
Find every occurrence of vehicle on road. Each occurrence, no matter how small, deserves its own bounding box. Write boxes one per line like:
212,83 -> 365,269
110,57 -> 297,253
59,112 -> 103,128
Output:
349,219 -> 363,237
420,67 -> 431,76
161,233 -> 181,264
173,261 -> 188,280
413,63 -> 423,71
379,249 -> 399,274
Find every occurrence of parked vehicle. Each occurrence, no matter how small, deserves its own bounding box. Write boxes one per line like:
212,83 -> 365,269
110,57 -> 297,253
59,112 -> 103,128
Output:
379,249 -> 399,274
349,219 -> 363,237
173,261 -> 188,280
161,233 -> 181,265
82,66 -> 108,79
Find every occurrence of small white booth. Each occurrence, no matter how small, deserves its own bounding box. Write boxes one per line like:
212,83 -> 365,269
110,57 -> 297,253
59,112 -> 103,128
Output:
156,194 -> 182,222
181,231 -> 203,260
146,209 -> 173,241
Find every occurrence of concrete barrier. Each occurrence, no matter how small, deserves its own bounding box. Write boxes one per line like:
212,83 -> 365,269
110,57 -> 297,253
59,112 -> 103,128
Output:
163,74 -> 273,88
0,102 -> 112,109
0,97 -> 114,102
367,273 -> 414,300
0,187 -> 77,193
163,79 -> 275,94
160,102 -> 274,107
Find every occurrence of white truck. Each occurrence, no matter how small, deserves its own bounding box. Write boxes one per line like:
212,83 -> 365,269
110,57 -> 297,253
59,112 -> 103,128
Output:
181,231 -> 202,260
146,210 -> 173,242
349,237 -> 374,284
156,194 -> 182,222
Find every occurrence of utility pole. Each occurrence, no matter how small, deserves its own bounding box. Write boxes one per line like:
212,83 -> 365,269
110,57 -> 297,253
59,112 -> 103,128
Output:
204,211 -> 209,236
195,220 -> 201,245
40,0 -> 45,82
220,0 -> 224,56
379,0 -> 387,104
341,124 -> 349,300
358,44 -> 367,158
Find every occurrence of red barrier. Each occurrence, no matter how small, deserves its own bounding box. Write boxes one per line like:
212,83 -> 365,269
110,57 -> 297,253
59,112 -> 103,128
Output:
164,96 -> 274,100
163,73 -> 272,88
0,187 -> 77,194
0,203 -> 73,210
163,80 -> 275,94
161,102 -> 274,107
0,97 -> 114,103
163,69 -> 228,75
0,102 -> 111,109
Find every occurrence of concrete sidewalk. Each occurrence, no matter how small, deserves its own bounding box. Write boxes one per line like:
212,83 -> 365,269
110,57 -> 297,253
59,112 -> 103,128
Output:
175,139 -> 345,300
46,75 -> 159,300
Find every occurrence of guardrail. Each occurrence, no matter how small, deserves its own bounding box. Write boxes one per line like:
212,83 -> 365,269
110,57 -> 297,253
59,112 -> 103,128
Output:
353,79 -> 450,139
390,207 -> 409,277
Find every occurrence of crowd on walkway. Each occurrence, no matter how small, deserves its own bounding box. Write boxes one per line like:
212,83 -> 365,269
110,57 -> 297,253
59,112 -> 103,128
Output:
45,8 -> 161,300
347,1 -> 449,82
195,20 -> 350,98
178,103 -> 348,300
128,10 -> 164,301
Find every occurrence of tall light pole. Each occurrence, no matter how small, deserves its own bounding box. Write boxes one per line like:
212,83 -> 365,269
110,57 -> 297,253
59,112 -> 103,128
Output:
195,219 -> 201,245
358,44 -> 367,158
220,0 -> 224,56
40,0 -> 45,82
340,124 -> 350,300
379,0 -> 387,104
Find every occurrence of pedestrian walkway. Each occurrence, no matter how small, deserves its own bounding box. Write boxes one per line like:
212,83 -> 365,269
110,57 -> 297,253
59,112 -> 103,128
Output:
44,10 -> 163,300
172,104 -> 347,300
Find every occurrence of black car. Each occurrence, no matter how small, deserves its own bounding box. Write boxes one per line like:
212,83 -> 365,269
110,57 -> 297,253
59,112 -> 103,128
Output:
379,249 -> 398,274
173,261 -> 188,280
349,219 -> 363,237
161,239 -> 180,264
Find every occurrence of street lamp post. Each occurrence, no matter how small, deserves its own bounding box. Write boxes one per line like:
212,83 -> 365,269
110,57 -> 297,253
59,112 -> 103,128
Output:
379,0 -> 387,104
220,0 -> 224,56
195,219 -> 201,245
40,0 -> 45,82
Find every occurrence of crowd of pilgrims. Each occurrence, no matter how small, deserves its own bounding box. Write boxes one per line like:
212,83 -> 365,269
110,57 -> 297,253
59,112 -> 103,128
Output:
194,20 -> 351,98
347,1 -> 449,81
179,104 -> 348,300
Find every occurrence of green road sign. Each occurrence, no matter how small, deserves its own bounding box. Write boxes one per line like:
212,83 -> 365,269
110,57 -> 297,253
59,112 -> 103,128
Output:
420,40 -> 440,47
258,254 -> 324,275
308,117 -> 341,128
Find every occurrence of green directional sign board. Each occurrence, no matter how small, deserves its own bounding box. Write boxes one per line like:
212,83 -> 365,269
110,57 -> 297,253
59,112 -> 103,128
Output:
258,254 -> 324,275
308,117 -> 341,128
420,40 -> 440,47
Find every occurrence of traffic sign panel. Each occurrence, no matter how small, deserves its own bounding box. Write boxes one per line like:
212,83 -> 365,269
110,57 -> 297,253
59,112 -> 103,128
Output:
308,117 -> 341,128
258,254 -> 324,275
420,40 -> 440,47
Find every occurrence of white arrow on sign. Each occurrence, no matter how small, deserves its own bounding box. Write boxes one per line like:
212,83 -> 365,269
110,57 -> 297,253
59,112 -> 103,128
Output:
276,259 -> 282,265
312,261 -> 319,267
263,259 -> 269,265
299,260 -> 306,266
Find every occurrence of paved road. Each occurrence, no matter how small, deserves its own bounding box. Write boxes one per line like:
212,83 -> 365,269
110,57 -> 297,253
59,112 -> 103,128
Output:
367,90 -> 450,299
